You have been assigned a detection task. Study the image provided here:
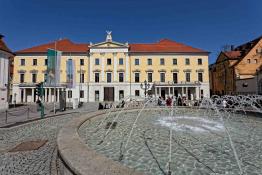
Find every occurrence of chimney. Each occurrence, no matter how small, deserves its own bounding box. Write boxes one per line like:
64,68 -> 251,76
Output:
231,45 -> 234,51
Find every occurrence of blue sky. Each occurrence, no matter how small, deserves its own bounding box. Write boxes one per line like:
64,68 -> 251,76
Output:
0,0 -> 261,63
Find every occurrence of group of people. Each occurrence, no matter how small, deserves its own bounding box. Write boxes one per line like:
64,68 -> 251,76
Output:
157,96 -> 187,106
98,100 -> 125,110
98,102 -> 113,110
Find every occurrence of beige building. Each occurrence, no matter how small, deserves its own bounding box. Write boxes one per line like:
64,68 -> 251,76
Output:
13,32 -> 210,103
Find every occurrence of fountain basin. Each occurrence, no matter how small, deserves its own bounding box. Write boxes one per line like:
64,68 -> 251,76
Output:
58,108 -> 262,175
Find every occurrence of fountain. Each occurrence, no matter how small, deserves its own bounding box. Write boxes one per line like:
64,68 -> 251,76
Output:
57,95 -> 262,175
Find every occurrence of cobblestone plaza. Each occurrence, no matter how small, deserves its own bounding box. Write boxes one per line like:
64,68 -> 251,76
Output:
0,103 -> 97,175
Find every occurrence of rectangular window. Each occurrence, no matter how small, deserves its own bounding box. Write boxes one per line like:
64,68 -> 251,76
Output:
198,58 -> 202,65
107,58 -> 112,65
135,58 -> 139,65
80,73 -> 84,83
135,73 -> 140,82
45,59 -> 48,66
185,58 -> 190,65
254,59 -> 257,64
173,58 -> 177,65
107,73 -> 112,82
95,91 -> 99,101
95,58 -> 100,65
148,72 -> 152,82
186,72 -> 191,82
135,90 -> 140,96
247,59 -> 251,63
80,90 -> 84,98
160,58 -> 165,65
119,90 -> 124,100
20,59 -> 25,66
119,58 -> 124,65
119,72 -> 124,82
95,73 -> 99,82
147,58 -> 152,65
33,59 -> 37,66
80,59 -> 84,65
20,73 -> 25,83
160,73 -> 165,82
44,73 -> 48,82
198,72 -> 203,82
68,90 -> 72,98
32,73 -> 37,83
173,73 -> 178,83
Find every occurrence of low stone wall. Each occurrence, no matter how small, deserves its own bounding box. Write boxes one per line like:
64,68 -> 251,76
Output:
57,109 -> 144,175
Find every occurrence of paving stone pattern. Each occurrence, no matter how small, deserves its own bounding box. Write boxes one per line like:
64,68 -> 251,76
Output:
0,102 -> 99,175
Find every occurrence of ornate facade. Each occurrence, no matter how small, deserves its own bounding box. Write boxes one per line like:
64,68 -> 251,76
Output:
13,32 -> 210,103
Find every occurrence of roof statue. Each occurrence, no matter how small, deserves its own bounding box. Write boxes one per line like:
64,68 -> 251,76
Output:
106,31 -> 112,42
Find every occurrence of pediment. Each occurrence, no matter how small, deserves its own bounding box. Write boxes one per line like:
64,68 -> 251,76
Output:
90,41 -> 128,48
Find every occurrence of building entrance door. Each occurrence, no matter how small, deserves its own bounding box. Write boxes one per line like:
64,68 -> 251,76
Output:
174,90 -> 178,97
104,87 -> 114,101
161,89 -> 165,99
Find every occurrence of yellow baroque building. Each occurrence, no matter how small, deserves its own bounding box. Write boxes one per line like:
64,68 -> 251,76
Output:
13,32 -> 210,103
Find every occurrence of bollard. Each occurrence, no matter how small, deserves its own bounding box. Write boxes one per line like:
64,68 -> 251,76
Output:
5,110 -> 7,124
41,104 -> 45,119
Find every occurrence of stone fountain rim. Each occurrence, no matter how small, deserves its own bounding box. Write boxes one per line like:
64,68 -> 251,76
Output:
57,107 -> 261,175
57,108 -> 147,175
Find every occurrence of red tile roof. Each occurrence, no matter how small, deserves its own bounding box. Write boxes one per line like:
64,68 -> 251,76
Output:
16,39 -> 89,54
0,35 -> 13,54
129,39 -> 208,53
223,51 -> 241,59
16,38 -> 208,54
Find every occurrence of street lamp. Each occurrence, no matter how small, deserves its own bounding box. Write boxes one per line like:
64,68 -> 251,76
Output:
140,80 -> 151,98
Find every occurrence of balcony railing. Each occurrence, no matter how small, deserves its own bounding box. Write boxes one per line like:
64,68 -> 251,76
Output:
153,81 -> 202,86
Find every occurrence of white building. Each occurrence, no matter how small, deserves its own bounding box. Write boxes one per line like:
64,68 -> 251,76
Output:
0,35 -> 13,110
